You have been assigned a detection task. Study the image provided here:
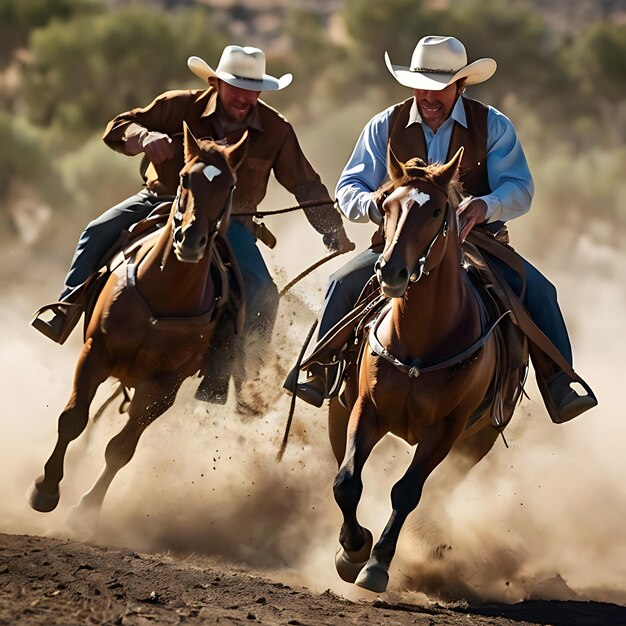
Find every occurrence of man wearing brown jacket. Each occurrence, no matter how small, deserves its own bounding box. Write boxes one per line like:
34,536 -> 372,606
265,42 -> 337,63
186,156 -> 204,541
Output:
32,45 -> 351,402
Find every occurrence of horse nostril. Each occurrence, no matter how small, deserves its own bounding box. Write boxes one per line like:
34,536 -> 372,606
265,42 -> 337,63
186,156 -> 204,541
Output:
198,235 -> 207,249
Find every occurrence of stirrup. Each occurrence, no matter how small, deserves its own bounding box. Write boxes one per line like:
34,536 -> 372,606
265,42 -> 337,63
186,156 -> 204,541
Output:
547,371 -> 598,424
31,302 -> 83,345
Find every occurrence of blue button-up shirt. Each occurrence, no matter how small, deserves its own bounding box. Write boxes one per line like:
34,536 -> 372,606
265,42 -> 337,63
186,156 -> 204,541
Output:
336,96 -> 534,225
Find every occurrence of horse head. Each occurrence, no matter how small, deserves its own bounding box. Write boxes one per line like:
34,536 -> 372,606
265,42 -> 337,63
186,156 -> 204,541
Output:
375,146 -> 464,298
172,123 -> 247,263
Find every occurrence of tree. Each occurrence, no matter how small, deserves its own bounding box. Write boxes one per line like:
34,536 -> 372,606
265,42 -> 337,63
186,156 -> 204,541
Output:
20,5 -> 226,142
0,0 -> 102,68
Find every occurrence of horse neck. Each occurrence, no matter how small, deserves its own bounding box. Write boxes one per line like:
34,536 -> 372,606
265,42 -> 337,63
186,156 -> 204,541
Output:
390,216 -> 478,359
135,219 -> 216,317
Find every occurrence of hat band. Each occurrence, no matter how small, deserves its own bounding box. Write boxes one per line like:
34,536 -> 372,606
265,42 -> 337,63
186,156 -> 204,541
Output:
409,66 -> 459,74
221,72 -> 265,83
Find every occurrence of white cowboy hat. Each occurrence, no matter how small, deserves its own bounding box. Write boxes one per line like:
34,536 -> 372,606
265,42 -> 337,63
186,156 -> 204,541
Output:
385,36 -> 496,91
188,45 -> 292,91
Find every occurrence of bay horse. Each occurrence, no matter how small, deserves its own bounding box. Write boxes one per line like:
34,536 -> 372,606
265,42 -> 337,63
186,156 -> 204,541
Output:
330,148 -> 527,593
29,124 -> 247,517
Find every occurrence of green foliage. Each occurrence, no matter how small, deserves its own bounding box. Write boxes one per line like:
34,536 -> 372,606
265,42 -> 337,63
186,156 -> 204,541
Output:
267,9 -> 350,120
0,111 -> 68,238
21,5 -> 226,141
565,21 -> 626,106
0,0 -> 102,67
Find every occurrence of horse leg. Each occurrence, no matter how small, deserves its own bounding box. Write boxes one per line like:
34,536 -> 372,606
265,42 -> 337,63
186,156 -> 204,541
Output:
333,398 -> 383,583
328,396 -> 350,467
29,338 -> 110,512
406,423 -> 501,558
355,417 -> 465,593
74,374 -> 182,516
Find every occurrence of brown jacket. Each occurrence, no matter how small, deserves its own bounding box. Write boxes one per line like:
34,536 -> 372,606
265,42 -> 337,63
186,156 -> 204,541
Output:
102,87 -> 344,242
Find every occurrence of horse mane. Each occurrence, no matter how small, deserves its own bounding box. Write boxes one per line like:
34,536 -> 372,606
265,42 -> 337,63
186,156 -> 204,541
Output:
377,157 -> 463,210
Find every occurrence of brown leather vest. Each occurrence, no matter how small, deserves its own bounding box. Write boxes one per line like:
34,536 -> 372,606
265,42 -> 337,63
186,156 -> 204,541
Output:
388,96 -> 491,197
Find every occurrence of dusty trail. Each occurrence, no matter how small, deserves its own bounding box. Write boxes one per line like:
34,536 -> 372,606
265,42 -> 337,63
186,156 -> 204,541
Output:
1,220 -> 625,624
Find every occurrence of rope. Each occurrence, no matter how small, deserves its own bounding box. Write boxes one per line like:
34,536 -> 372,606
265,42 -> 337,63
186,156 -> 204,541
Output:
279,248 -> 351,297
276,318 -> 318,463
231,199 -> 335,218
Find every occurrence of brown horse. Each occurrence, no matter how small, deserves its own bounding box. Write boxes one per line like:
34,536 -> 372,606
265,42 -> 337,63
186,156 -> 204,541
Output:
329,148 -> 527,593
29,124 -> 247,517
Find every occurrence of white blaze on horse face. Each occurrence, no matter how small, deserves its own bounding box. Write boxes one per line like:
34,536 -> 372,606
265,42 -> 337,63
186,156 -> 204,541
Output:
203,165 -> 222,182
407,187 -> 431,208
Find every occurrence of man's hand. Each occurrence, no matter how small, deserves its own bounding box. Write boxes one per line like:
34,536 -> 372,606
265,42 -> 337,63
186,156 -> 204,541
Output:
457,196 -> 488,242
324,229 -> 356,254
140,130 -> 175,164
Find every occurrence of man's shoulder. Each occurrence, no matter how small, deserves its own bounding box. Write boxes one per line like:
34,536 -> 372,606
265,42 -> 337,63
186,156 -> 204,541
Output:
154,88 -> 210,104
257,99 -> 290,127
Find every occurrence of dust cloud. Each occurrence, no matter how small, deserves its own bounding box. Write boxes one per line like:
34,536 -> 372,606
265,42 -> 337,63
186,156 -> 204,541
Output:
0,176 -> 625,606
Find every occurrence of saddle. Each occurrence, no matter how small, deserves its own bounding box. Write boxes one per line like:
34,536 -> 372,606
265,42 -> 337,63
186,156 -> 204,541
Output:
32,202 -> 246,344
298,226 -> 593,427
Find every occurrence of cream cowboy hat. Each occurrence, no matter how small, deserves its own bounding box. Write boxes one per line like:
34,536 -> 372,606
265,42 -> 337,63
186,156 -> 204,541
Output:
385,36 -> 496,91
188,45 -> 292,91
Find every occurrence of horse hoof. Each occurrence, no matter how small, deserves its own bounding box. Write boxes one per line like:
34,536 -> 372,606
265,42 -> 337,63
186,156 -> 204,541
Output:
335,528 -> 373,583
28,483 -> 60,513
355,562 -> 389,593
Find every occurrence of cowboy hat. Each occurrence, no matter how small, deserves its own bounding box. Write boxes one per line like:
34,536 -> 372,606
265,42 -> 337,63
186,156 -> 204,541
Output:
188,45 -> 292,91
385,36 -> 496,91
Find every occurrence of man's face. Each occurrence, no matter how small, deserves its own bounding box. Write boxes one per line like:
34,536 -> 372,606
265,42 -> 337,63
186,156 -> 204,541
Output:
413,82 -> 459,132
217,80 -> 261,124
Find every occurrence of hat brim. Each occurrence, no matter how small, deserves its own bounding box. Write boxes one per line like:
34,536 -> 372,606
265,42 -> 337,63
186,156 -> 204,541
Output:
384,51 -> 496,91
188,56 -> 292,91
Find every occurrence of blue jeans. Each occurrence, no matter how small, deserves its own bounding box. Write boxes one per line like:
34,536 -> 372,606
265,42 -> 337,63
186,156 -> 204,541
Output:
317,247 -> 573,365
62,189 -> 165,299
487,254 -> 572,364
225,220 -> 279,337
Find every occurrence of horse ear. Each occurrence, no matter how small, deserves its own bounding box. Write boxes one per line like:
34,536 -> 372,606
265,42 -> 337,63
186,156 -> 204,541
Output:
434,147 -> 464,189
225,130 -> 248,172
387,142 -> 405,182
183,122 -> 201,162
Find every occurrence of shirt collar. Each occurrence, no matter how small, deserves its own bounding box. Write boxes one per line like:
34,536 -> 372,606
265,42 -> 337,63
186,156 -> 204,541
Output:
407,95 -> 468,129
200,87 -> 264,132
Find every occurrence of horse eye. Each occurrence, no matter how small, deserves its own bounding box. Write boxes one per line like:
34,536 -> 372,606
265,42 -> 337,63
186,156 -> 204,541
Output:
432,208 -> 442,217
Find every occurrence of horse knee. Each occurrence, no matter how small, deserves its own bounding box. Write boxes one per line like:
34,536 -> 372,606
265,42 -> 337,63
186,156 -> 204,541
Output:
58,408 -> 89,442
333,466 -> 362,510
390,476 -> 424,516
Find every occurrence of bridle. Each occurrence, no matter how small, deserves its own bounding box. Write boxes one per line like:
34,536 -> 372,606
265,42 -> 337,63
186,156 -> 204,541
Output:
172,171 -> 236,246
375,182 -> 451,286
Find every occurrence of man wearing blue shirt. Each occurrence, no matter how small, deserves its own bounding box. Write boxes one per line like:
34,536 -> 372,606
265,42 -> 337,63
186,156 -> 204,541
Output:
293,35 -> 596,423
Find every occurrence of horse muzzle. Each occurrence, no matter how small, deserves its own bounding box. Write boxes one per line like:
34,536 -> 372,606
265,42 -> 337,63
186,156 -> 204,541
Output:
375,257 -> 409,298
173,225 -> 207,263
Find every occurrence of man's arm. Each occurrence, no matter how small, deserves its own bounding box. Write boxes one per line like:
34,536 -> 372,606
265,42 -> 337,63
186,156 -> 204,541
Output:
102,90 -> 192,163
335,107 -> 393,225
477,107 -> 534,224
273,123 -> 352,252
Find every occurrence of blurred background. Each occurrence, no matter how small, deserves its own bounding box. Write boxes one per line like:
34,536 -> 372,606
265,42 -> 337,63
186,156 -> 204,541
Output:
1,0 -> 624,260
1,0 -> 626,602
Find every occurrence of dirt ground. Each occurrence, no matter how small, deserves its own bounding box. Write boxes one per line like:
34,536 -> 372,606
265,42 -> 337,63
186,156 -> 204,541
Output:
4,531 -> 626,626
